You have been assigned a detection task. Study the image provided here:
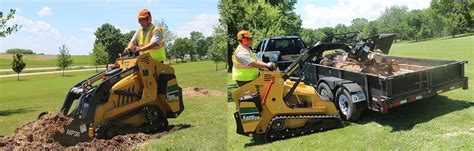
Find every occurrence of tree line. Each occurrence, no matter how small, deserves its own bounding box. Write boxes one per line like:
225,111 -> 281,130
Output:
300,1 -> 473,45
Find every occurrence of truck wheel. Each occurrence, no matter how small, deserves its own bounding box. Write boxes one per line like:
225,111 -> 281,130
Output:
317,82 -> 334,101
335,88 -> 361,122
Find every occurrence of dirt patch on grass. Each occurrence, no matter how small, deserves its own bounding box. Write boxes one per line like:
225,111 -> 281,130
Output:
182,87 -> 226,97
0,112 -> 189,150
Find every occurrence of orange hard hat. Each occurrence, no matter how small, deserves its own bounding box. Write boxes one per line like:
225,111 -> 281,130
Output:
138,9 -> 151,19
237,30 -> 252,41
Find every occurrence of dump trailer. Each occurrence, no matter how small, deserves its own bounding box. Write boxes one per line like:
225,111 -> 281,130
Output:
305,56 -> 468,113
300,32 -> 469,121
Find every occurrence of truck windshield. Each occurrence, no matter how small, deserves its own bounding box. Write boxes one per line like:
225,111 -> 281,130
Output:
266,38 -> 306,55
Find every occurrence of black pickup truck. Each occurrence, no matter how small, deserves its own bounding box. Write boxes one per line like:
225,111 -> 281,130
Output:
262,32 -> 469,121
254,36 -> 307,70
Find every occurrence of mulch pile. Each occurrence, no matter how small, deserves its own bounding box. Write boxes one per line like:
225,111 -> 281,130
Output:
0,112 -> 188,150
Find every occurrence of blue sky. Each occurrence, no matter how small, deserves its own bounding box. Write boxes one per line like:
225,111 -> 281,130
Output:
1,0 -> 219,55
1,0 -> 430,55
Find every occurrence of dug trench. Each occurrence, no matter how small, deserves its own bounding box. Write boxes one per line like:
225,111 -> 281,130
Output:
0,86 -> 223,150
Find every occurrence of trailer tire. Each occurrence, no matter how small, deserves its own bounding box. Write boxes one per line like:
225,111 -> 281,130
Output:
335,88 -> 361,122
317,82 -> 334,101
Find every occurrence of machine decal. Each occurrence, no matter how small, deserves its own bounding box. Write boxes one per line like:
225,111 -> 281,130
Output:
239,107 -> 261,121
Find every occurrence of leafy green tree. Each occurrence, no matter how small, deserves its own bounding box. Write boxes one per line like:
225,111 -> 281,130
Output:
432,0 -> 472,37
350,18 -> 369,32
121,31 -> 135,49
218,0 -> 301,72
57,45 -> 73,76
5,48 -> 34,54
378,5 -> 410,41
1,9 -> 21,37
320,27 -> 335,36
424,8 -> 445,37
94,23 -> 125,63
334,24 -> 349,34
172,38 -> 193,62
190,31 -> 205,61
208,25 -> 228,70
218,0 -> 247,72
91,42 -> 109,72
11,50 -> 26,81
299,28 -> 325,46
364,21 -> 379,37
406,9 -> 424,41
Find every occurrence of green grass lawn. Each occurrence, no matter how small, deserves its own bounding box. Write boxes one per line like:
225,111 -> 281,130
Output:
227,34 -> 474,150
0,54 -> 92,69
0,60 -> 227,149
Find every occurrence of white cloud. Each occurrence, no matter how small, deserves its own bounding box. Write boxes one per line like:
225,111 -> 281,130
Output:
61,35 -> 95,55
7,15 -> 60,39
175,13 -> 219,38
37,7 -> 53,17
301,0 -> 430,29
3,15 -> 94,55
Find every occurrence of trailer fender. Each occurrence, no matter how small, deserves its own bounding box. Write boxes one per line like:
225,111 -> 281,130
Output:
340,83 -> 367,111
317,77 -> 351,92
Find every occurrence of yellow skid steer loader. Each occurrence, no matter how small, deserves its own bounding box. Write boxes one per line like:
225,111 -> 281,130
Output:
46,51 -> 184,146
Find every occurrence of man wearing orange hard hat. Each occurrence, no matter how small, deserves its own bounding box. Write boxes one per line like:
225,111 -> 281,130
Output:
232,30 -> 274,87
126,8 -> 166,62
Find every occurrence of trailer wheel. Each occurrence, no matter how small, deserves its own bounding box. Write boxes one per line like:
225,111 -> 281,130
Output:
335,88 -> 361,122
317,82 -> 334,101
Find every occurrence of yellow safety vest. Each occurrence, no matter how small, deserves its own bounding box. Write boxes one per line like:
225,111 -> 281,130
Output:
232,45 -> 259,81
137,25 -> 166,62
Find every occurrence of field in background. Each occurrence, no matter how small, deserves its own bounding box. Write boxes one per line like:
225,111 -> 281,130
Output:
0,54 -> 92,69
227,34 -> 473,150
0,60 -> 227,150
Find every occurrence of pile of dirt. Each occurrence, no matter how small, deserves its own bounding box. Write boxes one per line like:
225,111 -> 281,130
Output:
0,112 -> 189,150
182,87 -> 226,97
319,51 -> 405,76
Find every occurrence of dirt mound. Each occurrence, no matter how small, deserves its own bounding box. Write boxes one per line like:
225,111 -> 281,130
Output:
0,112 -> 190,150
182,87 -> 226,97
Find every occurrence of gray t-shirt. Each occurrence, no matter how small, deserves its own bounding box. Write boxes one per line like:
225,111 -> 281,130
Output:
130,25 -> 162,46
235,44 -> 256,66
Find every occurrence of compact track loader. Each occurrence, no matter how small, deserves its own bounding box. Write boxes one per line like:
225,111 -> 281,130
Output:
231,40 -> 349,140
45,51 -> 184,146
232,32 -> 400,140
232,70 -> 341,140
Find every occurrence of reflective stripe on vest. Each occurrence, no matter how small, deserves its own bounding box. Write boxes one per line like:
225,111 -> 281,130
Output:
232,45 -> 259,81
137,25 -> 166,62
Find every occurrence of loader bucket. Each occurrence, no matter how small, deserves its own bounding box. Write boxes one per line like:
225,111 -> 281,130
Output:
54,114 -> 92,146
